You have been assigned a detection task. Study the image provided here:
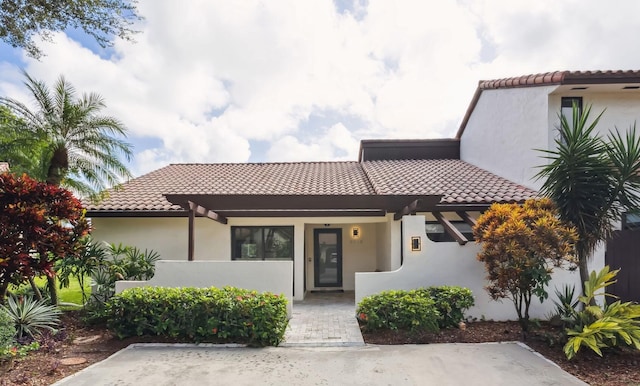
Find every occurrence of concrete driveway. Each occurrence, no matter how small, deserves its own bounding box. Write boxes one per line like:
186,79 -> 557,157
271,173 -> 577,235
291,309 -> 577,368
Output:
53,342 -> 586,386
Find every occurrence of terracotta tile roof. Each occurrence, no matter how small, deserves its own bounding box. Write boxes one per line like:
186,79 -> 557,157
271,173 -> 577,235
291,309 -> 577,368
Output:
457,70 -> 640,139
362,159 -> 537,204
87,162 -> 376,212
479,70 -> 640,90
87,159 -> 536,214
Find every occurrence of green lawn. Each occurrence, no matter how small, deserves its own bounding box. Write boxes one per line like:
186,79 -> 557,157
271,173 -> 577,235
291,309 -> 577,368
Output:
9,276 -> 91,306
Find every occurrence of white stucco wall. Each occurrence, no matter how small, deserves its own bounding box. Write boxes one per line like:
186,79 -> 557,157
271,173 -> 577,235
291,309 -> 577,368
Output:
460,86 -> 557,190
115,260 -> 293,315
91,215 -> 390,301
91,217 -> 229,261
547,92 -> 640,151
356,215 -> 601,321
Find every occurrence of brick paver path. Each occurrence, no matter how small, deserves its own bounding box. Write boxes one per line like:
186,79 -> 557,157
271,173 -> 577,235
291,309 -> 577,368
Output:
282,291 -> 365,347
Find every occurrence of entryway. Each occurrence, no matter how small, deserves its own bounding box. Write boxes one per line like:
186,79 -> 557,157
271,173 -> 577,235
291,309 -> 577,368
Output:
281,291 -> 364,347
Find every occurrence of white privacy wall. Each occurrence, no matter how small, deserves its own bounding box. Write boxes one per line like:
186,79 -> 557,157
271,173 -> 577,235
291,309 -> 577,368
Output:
355,215 -> 598,321
115,260 -> 294,316
460,86 -> 557,191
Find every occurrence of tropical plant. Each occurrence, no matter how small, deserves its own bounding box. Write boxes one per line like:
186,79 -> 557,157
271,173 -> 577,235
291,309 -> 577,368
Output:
56,236 -> 108,304
1,72 -> 133,304
536,103 -> 640,296
0,295 -> 61,339
0,173 -> 90,304
473,198 -> 578,332
563,266 -> 640,359
0,71 -> 133,198
549,284 -> 580,324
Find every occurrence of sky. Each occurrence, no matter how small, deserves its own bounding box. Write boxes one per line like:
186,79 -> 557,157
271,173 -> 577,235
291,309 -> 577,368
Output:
1,0 -> 640,178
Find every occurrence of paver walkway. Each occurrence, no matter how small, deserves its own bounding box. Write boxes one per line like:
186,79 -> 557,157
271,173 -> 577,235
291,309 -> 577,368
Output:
282,291 -> 365,347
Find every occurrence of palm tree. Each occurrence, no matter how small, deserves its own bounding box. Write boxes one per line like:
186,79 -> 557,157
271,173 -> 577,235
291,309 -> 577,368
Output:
0,71 -> 133,304
0,71 -> 133,197
536,103 -> 640,296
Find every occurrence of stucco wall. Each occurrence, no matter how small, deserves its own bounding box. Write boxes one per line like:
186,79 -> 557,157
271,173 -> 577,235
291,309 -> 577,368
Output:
91,215 -> 389,301
356,215 -> 603,321
547,92 -> 640,151
115,260 -> 293,315
460,86 -> 557,190
91,217 -> 228,261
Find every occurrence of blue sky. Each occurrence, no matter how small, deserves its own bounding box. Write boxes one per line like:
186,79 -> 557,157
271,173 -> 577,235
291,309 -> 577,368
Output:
2,0 -> 640,177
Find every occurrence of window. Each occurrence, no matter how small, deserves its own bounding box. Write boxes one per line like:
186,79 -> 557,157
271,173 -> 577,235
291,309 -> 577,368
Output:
425,221 -> 474,242
561,97 -> 583,125
231,226 -> 294,260
623,213 -> 640,230
558,97 -> 583,144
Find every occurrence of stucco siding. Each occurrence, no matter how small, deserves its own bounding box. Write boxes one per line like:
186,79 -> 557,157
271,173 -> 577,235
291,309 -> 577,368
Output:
356,215 -> 603,321
90,217 -> 228,261
460,86 -> 557,190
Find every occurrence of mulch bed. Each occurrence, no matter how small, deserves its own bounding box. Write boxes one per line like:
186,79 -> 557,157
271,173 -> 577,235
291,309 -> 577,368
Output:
2,315 -> 639,385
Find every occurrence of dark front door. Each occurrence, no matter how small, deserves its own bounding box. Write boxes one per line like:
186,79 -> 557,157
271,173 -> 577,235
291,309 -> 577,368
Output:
606,229 -> 640,302
314,229 -> 343,287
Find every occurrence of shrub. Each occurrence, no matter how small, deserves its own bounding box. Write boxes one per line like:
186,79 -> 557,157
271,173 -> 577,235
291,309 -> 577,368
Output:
105,286 -> 288,346
0,295 -> 61,339
356,290 -> 440,332
0,309 -> 16,348
563,266 -> 640,359
473,199 -> 578,332
418,286 -> 474,328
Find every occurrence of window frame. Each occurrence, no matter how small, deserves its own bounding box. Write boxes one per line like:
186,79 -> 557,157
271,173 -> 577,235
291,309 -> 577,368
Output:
231,226 -> 294,261
425,221 -> 475,243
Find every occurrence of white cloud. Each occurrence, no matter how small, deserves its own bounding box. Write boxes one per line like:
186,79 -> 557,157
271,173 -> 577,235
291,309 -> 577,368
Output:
1,0 -> 639,176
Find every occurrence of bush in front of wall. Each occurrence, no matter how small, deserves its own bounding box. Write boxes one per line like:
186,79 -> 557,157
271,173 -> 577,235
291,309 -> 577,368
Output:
0,309 -> 15,348
417,286 -> 475,328
357,289 -> 440,332
105,286 -> 288,346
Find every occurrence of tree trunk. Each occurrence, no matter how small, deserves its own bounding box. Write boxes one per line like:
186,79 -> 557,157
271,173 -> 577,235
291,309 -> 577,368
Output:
47,275 -> 59,306
0,282 -> 8,304
28,276 -> 43,301
45,147 -> 68,186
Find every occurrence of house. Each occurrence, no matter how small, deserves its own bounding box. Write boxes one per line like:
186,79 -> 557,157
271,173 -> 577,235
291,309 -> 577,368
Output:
456,70 -> 640,303
86,70 -> 640,319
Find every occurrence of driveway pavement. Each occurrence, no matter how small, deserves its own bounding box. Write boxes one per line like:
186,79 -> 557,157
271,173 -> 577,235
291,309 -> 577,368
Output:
53,342 -> 587,386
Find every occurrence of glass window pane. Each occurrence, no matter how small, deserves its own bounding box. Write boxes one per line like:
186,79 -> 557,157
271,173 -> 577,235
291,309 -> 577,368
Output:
233,227 -> 263,259
264,227 -> 293,260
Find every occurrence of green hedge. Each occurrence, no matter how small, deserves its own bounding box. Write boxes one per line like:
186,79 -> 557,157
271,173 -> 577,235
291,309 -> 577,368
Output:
357,289 -> 440,332
416,286 -> 474,328
105,286 -> 288,346
357,286 -> 474,331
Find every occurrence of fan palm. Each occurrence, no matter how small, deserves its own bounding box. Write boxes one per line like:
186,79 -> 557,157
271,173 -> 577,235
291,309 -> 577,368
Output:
0,71 -> 133,198
536,103 -> 640,295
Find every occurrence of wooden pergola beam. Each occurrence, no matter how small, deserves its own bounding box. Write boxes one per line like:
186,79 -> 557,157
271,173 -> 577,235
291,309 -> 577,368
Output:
457,211 -> 477,228
192,203 -> 228,224
433,211 -> 468,245
188,203 -> 195,261
394,199 -> 421,221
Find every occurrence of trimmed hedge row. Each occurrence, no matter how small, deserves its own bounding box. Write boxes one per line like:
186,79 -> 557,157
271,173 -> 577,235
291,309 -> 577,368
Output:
357,286 -> 474,332
105,286 -> 288,346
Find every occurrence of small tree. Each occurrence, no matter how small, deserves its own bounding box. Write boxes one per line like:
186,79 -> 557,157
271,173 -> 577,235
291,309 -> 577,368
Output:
473,198 -> 578,332
0,173 -> 90,304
